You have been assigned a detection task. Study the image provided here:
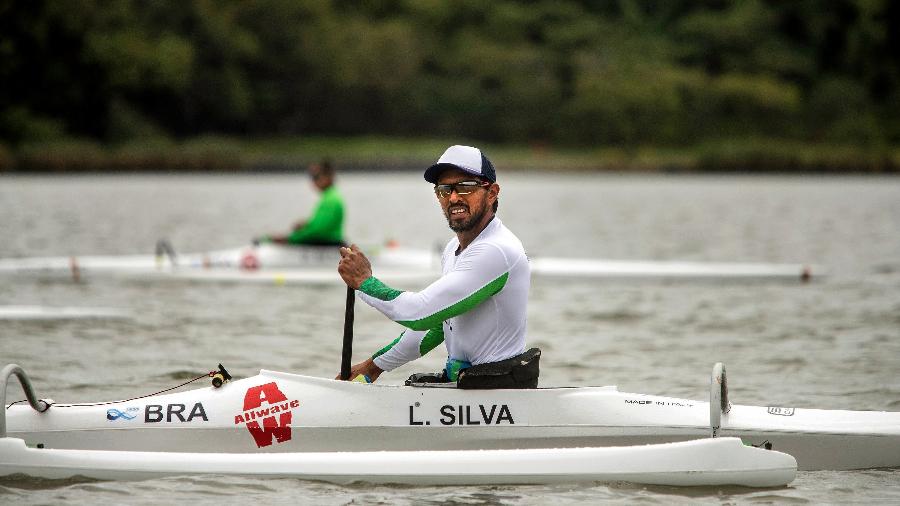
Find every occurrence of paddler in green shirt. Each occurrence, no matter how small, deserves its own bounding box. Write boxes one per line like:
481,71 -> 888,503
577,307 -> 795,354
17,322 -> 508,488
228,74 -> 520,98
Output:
255,161 -> 346,246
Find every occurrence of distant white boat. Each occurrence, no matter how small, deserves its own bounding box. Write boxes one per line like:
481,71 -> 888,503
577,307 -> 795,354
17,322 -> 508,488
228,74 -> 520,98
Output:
529,257 -> 814,281
0,305 -> 130,321
0,241 -> 818,283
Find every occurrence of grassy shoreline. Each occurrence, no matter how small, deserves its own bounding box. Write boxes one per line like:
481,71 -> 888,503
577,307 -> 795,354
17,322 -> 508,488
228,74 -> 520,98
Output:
1,136 -> 898,174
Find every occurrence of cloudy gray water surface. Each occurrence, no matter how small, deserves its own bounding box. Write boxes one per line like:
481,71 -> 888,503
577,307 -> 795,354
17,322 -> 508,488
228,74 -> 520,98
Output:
1,173 -> 899,504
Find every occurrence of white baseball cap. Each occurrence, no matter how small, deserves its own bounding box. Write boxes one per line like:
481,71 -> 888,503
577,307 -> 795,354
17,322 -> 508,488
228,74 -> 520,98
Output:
423,145 -> 496,183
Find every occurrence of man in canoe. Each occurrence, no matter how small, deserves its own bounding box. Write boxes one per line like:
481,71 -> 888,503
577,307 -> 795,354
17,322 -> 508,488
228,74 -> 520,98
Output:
337,145 -> 538,388
255,160 -> 345,246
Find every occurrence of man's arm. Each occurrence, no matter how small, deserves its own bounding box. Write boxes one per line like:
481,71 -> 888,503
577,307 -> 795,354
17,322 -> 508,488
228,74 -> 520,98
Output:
356,243 -> 510,331
337,245 -> 454,379
373,326 -> 445,371
339,242 -> 510,331
337,326 -> 444,381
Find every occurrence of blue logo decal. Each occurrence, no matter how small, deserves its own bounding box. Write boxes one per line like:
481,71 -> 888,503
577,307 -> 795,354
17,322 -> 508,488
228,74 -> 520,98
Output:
107,407 -> 140,421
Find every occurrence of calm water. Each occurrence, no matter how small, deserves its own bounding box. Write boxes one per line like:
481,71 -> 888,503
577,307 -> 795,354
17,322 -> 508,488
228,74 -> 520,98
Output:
1,173 -> 899,504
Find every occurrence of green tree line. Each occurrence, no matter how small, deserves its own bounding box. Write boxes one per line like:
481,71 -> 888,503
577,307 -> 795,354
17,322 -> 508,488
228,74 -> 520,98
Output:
1,0 -> 898,159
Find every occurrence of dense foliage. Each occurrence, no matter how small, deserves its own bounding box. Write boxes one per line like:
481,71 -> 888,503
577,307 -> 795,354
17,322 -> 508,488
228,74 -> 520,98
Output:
2,0 -> 898,148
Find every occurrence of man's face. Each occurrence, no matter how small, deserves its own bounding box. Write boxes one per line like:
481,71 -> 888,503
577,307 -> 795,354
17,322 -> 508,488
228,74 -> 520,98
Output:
435,168 -> 496,232
308,165 -> 331,191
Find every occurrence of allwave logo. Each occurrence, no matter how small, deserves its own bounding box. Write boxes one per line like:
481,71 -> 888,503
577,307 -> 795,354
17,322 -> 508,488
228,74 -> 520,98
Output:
107,406 -> 140,421
234,382 -> 300,448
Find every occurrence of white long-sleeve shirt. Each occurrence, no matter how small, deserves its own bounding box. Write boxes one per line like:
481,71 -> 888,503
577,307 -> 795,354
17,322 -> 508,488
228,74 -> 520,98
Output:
360,218 -> 530,371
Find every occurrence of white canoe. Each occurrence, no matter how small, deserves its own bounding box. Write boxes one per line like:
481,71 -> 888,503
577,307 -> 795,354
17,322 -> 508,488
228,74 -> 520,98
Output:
4,365 -> 896,472
0,436 -> 795,487
0,305 -> 130,321
0,242 -> 817,282
140,267 -> 439,285
0,242 -> 433,274
529,257 -> 814,281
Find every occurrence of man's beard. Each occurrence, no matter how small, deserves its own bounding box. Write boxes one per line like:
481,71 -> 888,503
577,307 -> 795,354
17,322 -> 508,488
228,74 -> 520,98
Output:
445,202 -> 487,232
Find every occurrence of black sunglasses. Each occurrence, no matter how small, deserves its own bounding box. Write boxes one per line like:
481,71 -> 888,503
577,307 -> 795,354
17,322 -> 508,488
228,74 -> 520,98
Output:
434,180 -> 491,199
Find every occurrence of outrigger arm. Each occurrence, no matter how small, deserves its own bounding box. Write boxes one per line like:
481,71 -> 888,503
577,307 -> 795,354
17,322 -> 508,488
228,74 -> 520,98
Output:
1,364 -> 51,438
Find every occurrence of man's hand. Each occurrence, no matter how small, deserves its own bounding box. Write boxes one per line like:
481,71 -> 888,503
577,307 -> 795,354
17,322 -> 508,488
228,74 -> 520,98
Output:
336,357 -> 384,382
338,244 -> 372,289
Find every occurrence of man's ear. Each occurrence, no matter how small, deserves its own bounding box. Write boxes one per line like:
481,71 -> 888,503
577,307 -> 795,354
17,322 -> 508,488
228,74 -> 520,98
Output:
489,183 -> 499,202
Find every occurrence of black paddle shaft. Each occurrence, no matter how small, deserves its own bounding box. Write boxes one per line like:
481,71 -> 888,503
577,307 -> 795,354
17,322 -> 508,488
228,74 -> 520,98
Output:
340,286 -> 355,380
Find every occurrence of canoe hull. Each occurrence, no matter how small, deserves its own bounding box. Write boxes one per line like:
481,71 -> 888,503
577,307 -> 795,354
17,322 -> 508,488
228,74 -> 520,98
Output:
0,437 -> 795,487
6,370 -> 898,471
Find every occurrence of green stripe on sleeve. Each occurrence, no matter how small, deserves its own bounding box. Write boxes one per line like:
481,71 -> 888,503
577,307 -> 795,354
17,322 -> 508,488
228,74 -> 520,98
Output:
370,326 -> 444,361
372,334 -> 403,359
419,326 -> 445,356
399,272 -> 509,331
359,276 -> 403,301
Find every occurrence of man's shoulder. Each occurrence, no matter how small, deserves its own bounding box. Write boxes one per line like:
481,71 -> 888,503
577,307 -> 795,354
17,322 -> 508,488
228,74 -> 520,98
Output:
465,220 -> 526,261
321,186 -> 344,203
485,219 -> 526,251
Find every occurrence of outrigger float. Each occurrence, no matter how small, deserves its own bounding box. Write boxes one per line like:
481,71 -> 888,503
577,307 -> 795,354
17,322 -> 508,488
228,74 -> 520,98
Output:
2,361 -> 897,486
0,241 -> 817,283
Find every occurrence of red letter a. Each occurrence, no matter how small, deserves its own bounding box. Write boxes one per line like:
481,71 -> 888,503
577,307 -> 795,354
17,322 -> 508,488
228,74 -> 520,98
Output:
243,382 -> 288,411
